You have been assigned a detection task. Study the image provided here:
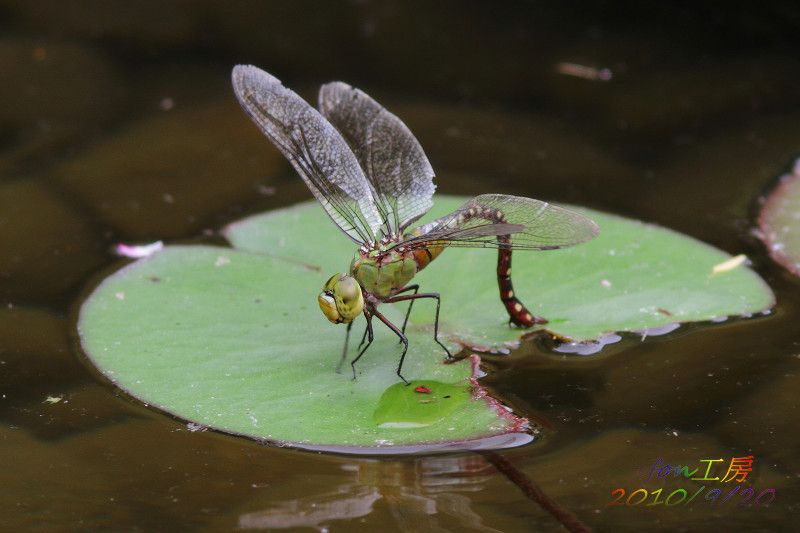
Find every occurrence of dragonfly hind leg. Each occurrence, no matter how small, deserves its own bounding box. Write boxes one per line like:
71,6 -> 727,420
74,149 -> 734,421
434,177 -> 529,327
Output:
385,292 -> 453,363
392,284 -> 420,336
348,294 -> 454,384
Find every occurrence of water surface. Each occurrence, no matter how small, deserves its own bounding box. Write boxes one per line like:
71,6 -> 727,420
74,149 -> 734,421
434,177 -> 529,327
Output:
2,2 -> 799,531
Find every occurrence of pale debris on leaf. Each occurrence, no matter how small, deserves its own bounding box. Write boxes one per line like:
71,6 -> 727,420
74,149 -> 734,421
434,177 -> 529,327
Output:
712,254 -> 748,275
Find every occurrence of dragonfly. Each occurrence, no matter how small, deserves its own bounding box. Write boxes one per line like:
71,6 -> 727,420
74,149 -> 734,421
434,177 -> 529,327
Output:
232,65 -> 599,383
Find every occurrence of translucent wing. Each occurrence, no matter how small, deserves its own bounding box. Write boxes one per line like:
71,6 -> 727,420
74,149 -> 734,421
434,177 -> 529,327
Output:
318,82 -> 436,236
232,65 -> 382,244
397,194 -> 599,251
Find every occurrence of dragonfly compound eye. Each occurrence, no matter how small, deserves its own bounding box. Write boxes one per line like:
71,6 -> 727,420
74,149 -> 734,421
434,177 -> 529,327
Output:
318,292 -> 341,323
333,275 -> 364,323
318,274 -> 364,324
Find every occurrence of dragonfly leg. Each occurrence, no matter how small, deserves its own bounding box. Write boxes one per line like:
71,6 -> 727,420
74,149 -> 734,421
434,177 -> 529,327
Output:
372,308 -> 410,385
393,284 -> 420,337
358,323 -> 369,349
349,311 -> 374,380
385,292 -> 453,362
336,321 -> 353,373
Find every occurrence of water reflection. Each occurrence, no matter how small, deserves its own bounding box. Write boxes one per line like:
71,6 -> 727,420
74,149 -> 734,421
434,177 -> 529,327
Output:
238,455 -> 500,531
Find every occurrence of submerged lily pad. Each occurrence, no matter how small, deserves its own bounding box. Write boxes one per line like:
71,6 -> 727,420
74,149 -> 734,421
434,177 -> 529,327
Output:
226,196 -> 774,349
79,195 -> 773,451
373,380 -> 470,429
758,158 -> 800,277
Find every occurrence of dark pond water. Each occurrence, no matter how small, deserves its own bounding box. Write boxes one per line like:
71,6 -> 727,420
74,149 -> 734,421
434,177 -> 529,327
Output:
2,1 -> 800,531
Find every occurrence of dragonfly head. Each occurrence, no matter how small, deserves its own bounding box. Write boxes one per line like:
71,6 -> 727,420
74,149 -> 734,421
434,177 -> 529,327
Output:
318,273 -> 364,324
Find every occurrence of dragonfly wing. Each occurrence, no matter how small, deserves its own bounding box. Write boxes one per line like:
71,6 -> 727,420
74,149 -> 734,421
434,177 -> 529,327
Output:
400,194 -> 599,251
232,65 -> 382,244
318,82 -> 435,235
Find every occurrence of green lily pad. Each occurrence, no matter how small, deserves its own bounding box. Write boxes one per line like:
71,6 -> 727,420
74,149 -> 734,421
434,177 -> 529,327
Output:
758,158 -> 800,277
79,245 -> 528,452
226,196 -> 774,349
79,195 -> 773,452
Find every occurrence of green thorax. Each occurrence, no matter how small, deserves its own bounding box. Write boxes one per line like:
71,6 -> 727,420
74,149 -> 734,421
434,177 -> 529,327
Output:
350,246 -> 418,298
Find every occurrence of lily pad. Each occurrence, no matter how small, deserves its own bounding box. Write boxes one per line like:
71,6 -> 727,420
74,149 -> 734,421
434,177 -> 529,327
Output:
79,245 -> 528,452
226,196 -> 774,349
758,158 -> 800,277
79,195 -> 773,452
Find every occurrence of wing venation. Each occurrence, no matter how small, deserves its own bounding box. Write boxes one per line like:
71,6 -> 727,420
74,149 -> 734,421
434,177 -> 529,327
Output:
319,82 -> 435,235
232,65 -> 382,244
398,194 -> 599,251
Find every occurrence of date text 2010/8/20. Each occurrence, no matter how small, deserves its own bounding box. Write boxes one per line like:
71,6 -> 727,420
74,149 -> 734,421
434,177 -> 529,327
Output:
608,485 -> 776,508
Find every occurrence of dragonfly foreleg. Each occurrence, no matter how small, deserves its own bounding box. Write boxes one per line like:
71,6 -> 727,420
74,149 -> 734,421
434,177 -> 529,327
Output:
392,284 -> 420,336
349,311 -> 374,380
372,308 -> 410,385
385,292 -> 453,363
336,321 -> 354,374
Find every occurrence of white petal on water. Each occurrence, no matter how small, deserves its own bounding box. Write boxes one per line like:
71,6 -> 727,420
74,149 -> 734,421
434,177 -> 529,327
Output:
115,240 -> 164,258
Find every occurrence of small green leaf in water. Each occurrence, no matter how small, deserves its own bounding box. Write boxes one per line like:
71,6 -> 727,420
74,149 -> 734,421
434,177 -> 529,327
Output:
373,380 -> 470,429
